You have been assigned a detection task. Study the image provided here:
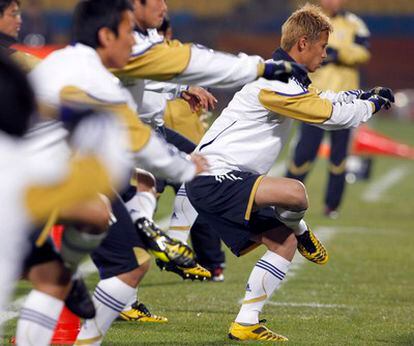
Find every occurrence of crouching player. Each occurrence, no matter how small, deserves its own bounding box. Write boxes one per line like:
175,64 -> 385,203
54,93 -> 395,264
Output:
176,4 -> 394,341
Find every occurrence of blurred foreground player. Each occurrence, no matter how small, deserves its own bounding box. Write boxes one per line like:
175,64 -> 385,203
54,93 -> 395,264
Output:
0,52 -> 131,344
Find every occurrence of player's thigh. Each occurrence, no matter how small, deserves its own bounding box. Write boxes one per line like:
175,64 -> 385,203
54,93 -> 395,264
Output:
254,176 -> 308,210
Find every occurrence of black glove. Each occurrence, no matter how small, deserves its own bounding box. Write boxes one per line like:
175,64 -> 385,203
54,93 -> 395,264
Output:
322,46 -> 339,65
368,95 -> 392,114
263,60 -> 307,83
359,86 -> 395,103
60,105 -> 96,131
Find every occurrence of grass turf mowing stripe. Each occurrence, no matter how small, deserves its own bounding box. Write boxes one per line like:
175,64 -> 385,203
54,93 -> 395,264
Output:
362,165 -> 411,202
267,301 -> 348,309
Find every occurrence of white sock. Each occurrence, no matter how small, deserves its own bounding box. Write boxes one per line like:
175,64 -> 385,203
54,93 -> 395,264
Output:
123,289 -> 138,311
76,277 -> 136,345
235,251 -> 291,325
167,188 -> 197,243
275,207 -> 307,236
125,191 -> 157,222
16,290 -> 64,346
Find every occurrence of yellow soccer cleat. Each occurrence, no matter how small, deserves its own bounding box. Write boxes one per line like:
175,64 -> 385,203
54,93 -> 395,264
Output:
135,217 -> 196,268
118,302 -> 168,323
180,263 -> 212,280
296,228 -> 328,265
156,259 -> 212,281
228,321 -> 288,342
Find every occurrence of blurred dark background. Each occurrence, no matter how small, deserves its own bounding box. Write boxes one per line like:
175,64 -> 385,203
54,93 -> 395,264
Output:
19,0 -> 414,118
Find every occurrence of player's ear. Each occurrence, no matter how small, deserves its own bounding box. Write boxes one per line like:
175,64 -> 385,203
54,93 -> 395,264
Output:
298,36 -> 308,52
97,27 -> 116,48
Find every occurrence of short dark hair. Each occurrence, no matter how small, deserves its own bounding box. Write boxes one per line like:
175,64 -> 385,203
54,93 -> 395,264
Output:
0,0 -> 20,16
72,0 -> 133,49
0,52 -> 35,137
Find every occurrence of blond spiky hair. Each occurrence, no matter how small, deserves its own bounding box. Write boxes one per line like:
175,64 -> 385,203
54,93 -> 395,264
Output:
281,3 -> 332,51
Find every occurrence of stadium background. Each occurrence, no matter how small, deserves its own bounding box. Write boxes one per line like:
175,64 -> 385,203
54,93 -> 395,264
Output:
18,0 -> 414,117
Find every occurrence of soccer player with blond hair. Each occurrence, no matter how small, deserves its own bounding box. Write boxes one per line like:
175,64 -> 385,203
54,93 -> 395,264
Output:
171,4 -> 394,341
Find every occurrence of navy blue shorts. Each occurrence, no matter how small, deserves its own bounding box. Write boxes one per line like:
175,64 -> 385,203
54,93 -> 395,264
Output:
185,171 -> 283,256
91,196 -> 147,279
23,228 -> 62,272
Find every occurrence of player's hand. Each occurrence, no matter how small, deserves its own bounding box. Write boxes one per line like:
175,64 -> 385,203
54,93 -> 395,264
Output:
190,153 -> 209,175
359,87 -> 395,103
181,86 -> 217,112
368,95 -> 392,114
263,60 -> 307,83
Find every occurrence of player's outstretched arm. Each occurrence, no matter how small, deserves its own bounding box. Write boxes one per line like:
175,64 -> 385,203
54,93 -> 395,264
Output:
114,40 -> 297,88
259,86 -> 394,130
318,86 -> 394,106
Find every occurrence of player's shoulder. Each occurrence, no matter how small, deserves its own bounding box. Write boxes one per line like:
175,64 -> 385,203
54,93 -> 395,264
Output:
252,76 -> 307,96
131,28 -> 164,57
31,44 -> 126,104
343,11 -> 370,35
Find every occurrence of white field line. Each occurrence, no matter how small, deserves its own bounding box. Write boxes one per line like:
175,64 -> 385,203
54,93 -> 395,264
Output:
267,301 -> 347,309
362,165 -> 411,202
268,162 -> 286,177
0,297 -> 25,325
284,227 -> 334,281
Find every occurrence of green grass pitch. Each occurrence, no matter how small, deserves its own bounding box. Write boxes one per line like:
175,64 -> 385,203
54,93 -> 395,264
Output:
3,117 -> 414,345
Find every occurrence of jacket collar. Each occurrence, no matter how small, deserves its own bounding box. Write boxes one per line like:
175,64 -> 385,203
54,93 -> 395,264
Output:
134,25 -> 148,36
272,47 -> 311,88
0,32 -> 17,55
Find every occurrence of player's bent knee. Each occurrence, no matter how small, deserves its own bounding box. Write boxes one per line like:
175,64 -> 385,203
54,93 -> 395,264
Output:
289,180 -> 309,211
59,196 -> 111,231
135,168 -> 156,194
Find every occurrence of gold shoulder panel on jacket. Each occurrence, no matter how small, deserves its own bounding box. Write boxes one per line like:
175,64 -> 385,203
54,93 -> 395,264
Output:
164,98 -> 205,144
112,42 -> 191,81
258,88 -> 333,124
25,156 -> 112,223
59,86 -> 151,152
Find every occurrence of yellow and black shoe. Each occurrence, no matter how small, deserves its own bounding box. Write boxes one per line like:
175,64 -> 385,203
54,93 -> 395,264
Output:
135,217 -> 196,268
296,228 -> 328,265
228,320 -> 288,342
156,259 -> 212,281
118,302 -> 168,323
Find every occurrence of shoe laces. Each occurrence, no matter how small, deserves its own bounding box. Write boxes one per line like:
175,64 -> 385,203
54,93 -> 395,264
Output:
132,302 -> 151,317
297,231 -> 316,252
